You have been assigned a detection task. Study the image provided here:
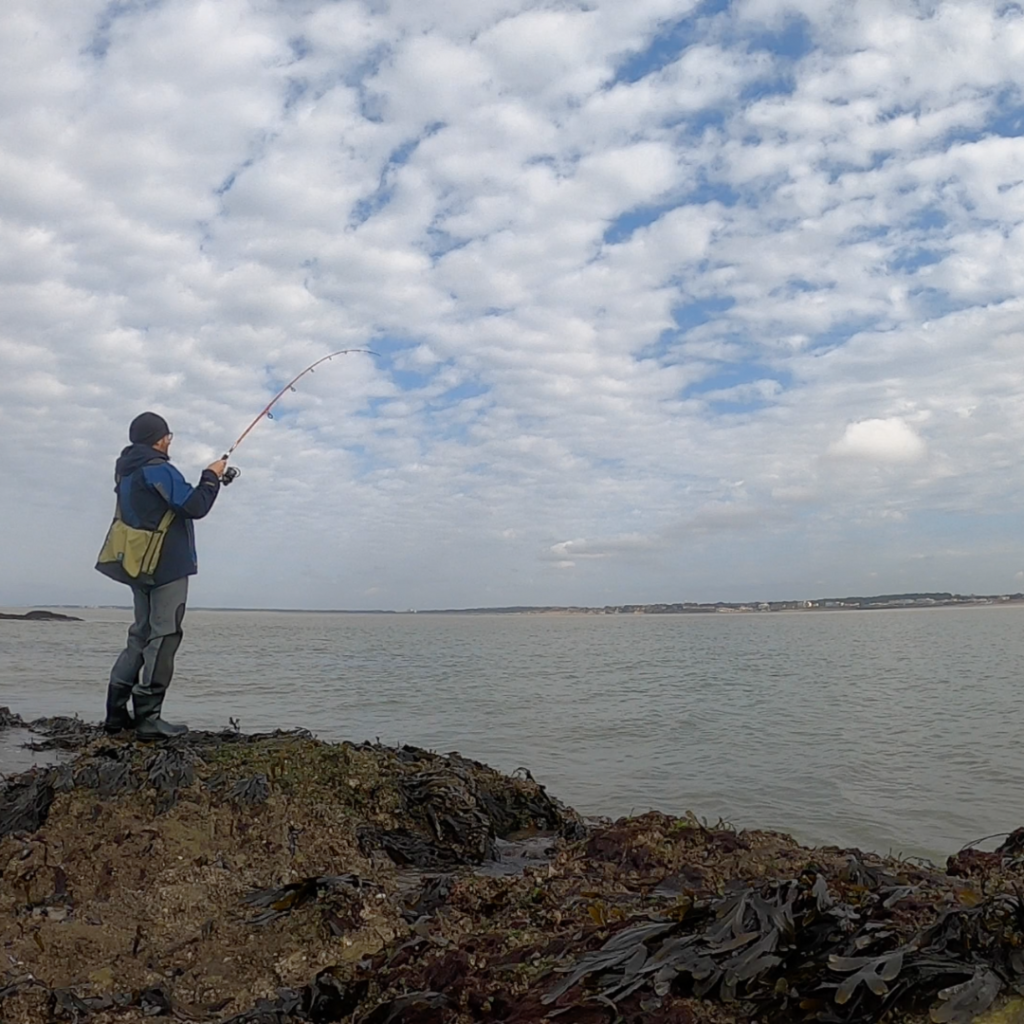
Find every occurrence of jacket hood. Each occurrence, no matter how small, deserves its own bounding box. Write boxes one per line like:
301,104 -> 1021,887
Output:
115,443 -> 168,480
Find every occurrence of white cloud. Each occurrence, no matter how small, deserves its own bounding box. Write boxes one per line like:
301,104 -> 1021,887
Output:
828,418 -> 928,464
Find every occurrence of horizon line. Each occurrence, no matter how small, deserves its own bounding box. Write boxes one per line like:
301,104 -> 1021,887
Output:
7,590 -> 1024,615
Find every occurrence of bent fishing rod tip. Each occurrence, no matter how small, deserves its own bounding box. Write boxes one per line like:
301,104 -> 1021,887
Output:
223,346 -> 381,459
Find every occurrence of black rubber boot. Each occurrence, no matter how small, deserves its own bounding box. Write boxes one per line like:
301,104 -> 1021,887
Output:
133,691 -> 188,740
104,682 -> 135,734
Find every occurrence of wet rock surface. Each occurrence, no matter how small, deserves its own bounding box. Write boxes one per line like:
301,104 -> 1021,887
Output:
1,710 -> 1023,1023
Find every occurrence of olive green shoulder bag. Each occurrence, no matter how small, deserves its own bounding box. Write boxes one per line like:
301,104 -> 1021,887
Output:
95,469 -> 175,586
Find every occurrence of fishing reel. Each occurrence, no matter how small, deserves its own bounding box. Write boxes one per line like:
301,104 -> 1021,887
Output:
222,465 -> 241,486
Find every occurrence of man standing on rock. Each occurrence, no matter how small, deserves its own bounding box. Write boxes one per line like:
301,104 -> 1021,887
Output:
97,412 -> 226,739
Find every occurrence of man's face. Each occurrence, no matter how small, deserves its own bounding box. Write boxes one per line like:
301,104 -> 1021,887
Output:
154,433 -> 173,453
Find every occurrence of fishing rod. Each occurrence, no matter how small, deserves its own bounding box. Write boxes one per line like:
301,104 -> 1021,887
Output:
220,348 -> 377,484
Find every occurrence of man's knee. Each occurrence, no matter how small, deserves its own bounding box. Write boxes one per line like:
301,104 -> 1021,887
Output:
148,579 -> 188,640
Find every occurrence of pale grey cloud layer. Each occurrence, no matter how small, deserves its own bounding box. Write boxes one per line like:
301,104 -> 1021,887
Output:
2,0 -> 1023,609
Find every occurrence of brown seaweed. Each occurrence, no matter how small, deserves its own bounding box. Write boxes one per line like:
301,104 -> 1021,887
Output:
6,720 -> 1024,1024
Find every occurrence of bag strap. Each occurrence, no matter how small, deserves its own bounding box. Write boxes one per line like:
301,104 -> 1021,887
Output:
112,457 -> 176,529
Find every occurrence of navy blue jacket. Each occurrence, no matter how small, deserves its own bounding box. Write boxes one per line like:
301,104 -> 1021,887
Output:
105,444 -> 220,586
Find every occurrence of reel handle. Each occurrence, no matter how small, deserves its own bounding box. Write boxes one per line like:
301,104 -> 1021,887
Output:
219,455 -> 240,486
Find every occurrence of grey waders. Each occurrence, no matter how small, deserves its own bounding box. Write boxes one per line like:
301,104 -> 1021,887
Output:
106,578 -> 189,738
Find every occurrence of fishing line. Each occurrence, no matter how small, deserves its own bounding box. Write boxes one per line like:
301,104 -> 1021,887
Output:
220,348 -> 378,484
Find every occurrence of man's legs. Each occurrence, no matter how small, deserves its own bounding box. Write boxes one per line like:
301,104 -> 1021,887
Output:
105,585 -> 150,733
133,577 -> 189,739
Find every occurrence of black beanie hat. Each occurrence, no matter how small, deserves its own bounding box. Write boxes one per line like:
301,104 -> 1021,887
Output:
129,411 -> 170,446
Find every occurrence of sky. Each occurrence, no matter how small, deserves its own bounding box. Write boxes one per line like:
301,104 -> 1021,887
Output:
2,0 -> 1024,610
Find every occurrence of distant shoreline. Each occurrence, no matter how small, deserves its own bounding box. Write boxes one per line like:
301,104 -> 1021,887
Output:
6,592 -> 1024,616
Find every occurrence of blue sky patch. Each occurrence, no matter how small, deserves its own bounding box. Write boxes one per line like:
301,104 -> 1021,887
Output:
685,179 -> 742,207
940,123 -> 998,149
845,224 -> 892,244
352,126 -> 444,227
344,43 -> 391,119
906,206 -> 949,231
909,286 -> 984,320
390,366 -> 435,393
685,361 -> 791,397
288,35 -> 311,61
611,18 -> 700,86
604,200 -> 682,244
681,361 -> 792,416
439,381 -> 488,404
744,15 -> 814,60
85,0 -> 165,59
771,278 -> 826,297
610,0 -> 731,85
821,152 -> 894,183
351,187 -> 394,226
354,396 -> 392,428
889,247 -> 945,273
673,296 -> 736,331
215,157 -> 256,197
670,108 -> 728,137
706,395 -> 771,416
739,75 -> 796,103
425,226 -> 471,261
637,296 -> 736,363
357,85 -> 386,124
806,317 -> 883,353
364,335 -> 421,361
988,90 -> 1024,137
283,78 -> 308,112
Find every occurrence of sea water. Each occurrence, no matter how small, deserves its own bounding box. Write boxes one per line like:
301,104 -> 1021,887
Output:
1,604 -> 1020,862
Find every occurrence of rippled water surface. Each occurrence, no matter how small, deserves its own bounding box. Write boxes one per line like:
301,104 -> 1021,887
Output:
1,605 -> 1021,861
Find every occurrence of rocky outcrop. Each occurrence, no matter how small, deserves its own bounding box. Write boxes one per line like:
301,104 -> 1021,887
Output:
0,715 -> 1022,1023
0,610 -> 82,622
